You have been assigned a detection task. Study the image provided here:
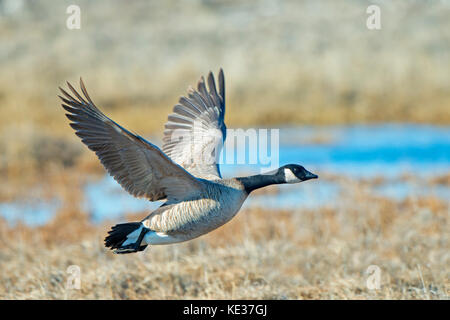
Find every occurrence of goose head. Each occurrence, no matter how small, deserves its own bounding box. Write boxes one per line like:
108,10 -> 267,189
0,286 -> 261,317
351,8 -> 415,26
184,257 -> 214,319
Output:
279,164 -> 318,184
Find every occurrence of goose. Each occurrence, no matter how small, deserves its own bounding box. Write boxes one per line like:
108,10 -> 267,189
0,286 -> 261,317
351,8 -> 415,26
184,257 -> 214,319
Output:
58,69 -> 318,254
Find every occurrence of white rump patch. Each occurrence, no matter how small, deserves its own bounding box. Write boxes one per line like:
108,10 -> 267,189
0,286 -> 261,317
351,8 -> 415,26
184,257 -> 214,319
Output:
144,231 -> 184,245
122,224 -> 144,246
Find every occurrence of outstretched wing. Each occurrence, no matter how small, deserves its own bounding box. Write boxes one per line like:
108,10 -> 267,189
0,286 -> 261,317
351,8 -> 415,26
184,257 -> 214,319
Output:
58,79 -> 203,202
162,69 -> 226,180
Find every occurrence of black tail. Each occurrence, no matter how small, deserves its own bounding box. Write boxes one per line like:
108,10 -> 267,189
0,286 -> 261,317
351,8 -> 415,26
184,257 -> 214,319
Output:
104,222 -> 148,254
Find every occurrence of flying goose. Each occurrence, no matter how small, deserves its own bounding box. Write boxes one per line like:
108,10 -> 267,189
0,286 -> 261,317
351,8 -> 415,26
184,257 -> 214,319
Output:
58,69 -> 318,254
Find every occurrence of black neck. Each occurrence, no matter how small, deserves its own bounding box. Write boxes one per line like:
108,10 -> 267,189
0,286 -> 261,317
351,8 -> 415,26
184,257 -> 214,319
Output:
237,172 -> 284,194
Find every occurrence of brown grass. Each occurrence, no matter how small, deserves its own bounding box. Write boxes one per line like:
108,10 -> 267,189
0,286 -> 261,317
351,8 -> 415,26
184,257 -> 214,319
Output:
0,0 -> 448,300
0,167 -> 448,299
0,0 -> 449,176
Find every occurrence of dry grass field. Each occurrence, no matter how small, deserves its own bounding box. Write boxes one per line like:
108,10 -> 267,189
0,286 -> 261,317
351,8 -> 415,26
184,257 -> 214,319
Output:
0,0 -> 449,300
1,0 -> 450,175
1,0 -> 449,176
0,169 -> 448,299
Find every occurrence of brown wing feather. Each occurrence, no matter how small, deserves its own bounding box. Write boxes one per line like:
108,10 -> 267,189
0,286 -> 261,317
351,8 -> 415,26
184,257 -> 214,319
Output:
59,79 -> 203,202
162,69 -> 226,180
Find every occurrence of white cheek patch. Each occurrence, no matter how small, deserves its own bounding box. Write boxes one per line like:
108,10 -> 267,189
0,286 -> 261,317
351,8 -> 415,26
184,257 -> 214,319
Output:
284,168 -> 301,184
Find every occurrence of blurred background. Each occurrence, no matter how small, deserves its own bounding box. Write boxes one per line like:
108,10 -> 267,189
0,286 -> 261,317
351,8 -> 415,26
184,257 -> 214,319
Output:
0,0 -> 448,299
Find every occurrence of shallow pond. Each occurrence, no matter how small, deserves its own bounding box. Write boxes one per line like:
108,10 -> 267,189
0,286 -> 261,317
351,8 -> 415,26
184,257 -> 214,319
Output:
1,124 -> 449,225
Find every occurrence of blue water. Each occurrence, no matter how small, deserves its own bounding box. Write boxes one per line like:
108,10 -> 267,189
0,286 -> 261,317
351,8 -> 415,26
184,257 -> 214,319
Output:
0,124 -> 449,226
0,199 -> 60,226
83,177 -> 163,223
220,124 -> 450,177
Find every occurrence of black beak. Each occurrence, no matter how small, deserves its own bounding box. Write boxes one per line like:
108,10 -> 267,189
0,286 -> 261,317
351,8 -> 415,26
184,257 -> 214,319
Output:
303,171 -> 318,181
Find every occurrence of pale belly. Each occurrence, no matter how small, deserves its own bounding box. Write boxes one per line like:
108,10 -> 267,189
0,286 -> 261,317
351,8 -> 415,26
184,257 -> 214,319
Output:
142,191 -> 247,245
